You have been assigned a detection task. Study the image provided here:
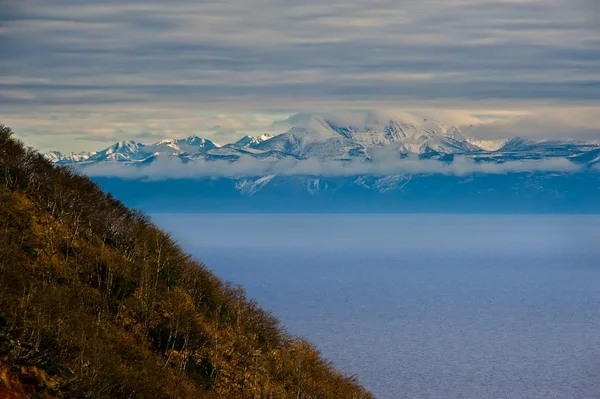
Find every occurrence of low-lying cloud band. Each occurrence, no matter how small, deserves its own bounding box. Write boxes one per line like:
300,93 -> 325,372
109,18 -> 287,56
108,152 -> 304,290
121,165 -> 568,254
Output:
81,155 -> 583,180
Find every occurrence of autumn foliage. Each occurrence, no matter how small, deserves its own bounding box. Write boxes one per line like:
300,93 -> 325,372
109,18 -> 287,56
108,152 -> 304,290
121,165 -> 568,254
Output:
0,125 -> 373,398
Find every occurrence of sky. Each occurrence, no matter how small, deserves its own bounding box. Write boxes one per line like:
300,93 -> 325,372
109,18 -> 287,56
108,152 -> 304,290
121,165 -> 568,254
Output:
1,0 -> 600,152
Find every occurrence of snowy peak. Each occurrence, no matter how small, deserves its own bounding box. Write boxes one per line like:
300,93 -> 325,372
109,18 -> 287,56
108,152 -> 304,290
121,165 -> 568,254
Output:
254,119 -> 369,161
446,126 -> 467,141
43,150 -> 96,164
498,137 -> 533,152
89,140 -> 146,162
258,115 -> 480,158
152,136 -> 219,152
105,140 -> 143,155
234,134 -> 274,148
43,151 -> 62,163
55,136 -> 222,164
114,140 -> 140,151
466,138 -> 508,152
176,136 -> 220,149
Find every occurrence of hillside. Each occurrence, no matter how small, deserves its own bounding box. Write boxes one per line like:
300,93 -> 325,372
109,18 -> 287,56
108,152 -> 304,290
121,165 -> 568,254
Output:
0,125 -> 373,398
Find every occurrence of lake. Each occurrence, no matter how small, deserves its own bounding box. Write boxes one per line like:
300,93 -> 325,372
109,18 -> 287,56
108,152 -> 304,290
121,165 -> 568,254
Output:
151,214 -> 600,399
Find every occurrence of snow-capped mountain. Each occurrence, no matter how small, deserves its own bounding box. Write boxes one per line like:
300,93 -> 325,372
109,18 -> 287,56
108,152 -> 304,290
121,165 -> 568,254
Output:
42,113 -> 600,212
44,114 -> 600,173
49,115 -> 486,165
154,136 -> 220,153
44,151 -> 96,163
234,134 -> 274,148
252,116 -> 481,160
88,140 -> 147,162
50,136 -> 221,164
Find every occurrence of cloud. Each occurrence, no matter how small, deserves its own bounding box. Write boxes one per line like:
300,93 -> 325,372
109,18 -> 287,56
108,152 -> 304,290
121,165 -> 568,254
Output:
80,153 -> 583,180
575,0 -> 600,29
464,107 -> 600,140
272,110 -> 432,131
270,108 -> 600,142
2,0 -> 600,150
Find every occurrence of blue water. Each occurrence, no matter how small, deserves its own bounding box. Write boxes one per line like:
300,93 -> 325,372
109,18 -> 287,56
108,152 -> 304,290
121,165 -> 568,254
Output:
152,214 -> 600,399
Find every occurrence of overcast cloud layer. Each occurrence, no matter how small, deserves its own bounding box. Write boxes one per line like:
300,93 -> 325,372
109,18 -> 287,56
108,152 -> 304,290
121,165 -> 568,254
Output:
1,0 -> 600,151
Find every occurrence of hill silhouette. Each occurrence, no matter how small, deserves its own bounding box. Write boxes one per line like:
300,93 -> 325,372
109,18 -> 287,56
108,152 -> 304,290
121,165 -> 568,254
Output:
0,125 -> 372,398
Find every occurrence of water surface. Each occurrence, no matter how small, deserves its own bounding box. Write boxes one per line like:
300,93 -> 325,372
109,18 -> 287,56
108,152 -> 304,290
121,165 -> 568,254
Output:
152,214 -> 600,399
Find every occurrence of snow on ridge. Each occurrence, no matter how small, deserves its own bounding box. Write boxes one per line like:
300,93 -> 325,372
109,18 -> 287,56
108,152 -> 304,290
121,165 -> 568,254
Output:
234,134 -> 274,147
44,150 -> 98,163
467,139 -> 508,151
235,174 -> 277,195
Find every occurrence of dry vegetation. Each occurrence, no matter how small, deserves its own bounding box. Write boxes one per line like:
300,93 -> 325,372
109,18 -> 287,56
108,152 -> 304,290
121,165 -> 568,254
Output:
0,125 -> 373,398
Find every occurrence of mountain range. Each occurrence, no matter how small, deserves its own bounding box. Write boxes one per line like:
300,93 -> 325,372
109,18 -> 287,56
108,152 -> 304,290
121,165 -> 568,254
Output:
44,115 -> 600,213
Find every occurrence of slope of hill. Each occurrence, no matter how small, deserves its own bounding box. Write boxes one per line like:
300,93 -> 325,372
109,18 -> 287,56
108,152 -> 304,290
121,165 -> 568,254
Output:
0,125 -> 372,398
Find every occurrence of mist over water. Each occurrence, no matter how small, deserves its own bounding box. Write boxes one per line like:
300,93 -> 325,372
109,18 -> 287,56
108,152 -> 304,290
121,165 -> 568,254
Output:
152,214 -> 600,399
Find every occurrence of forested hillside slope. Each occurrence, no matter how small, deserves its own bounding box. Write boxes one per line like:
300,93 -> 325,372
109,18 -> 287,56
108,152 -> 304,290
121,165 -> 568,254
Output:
0,125 -> 372,398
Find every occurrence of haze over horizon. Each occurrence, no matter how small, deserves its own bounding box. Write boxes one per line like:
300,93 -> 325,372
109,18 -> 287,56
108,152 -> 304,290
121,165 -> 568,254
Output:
2,0 -> 600,152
